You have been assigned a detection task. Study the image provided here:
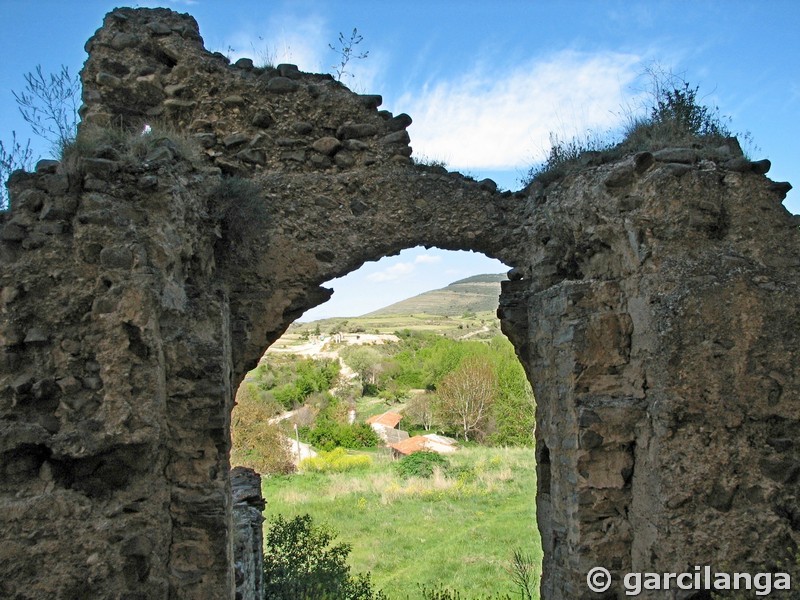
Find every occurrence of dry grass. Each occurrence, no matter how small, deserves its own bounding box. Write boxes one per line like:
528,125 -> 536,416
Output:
59,119 -> 203,176
262,446 -> 541,598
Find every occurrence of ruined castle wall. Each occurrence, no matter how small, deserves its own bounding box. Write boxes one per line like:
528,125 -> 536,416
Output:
500,150 -> 800,598
1,7 -> 798,600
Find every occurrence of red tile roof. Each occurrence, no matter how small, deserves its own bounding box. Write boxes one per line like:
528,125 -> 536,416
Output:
366,411 -> 402,428
389,435 -> 430,456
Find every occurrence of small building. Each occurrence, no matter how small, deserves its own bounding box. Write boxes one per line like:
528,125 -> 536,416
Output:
366,411 -> 403,429
389,434 -> 458,457
366,411 -> 405,443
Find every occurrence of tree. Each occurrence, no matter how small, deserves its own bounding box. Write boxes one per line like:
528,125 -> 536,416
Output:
263,514 -> 387,600
436,357 -> 497,441
230,383 -> 294,475
405,392 -> 437,431
488,337 -> 536,446
342,346 -> 384,389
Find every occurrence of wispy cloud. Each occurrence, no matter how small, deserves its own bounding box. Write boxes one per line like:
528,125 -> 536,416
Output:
364,253 -> 442,283
365,262 -> 415,283
396,50 -> 645,170
414,254 -> 441,265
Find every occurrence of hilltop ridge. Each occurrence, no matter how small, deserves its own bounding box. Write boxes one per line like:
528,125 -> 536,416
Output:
364,272 -> 506,317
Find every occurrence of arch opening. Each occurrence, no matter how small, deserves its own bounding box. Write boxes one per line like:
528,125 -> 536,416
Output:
230,247 -> 543,598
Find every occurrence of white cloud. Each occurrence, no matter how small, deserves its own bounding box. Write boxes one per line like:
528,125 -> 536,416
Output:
414,254 -> 442,265
365,262 -> 415,283
395,50 -> 645,170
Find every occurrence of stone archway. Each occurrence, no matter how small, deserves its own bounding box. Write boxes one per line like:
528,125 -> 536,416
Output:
1,7 -> 798,600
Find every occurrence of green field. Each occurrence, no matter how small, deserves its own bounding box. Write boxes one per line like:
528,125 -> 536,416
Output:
275,310 -> 502,346
262,446 -> 542,599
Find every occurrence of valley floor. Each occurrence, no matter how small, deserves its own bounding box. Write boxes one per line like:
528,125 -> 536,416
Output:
262,446 -> 542,599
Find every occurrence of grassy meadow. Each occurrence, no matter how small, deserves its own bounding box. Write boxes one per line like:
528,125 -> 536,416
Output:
262,446 -> 542,599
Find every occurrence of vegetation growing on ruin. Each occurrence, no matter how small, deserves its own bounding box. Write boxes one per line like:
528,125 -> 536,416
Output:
524,69 -> 744,186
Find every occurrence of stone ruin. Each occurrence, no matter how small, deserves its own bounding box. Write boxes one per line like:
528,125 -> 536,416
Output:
0,7 -> 798,600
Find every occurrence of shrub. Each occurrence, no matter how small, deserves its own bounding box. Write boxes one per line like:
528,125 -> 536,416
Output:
59,121 -> 202,178
209,176 -> 268,258
263,514 -> 386,600
524,69 -> 739,187
230,383 -> 294,475
0,132 -> 33,210
300,448 -> 372,473
417,586 -> 512,600
524,131 -> 614,186
305,420 -> 380,451
13,65 -> 79,155
394,451 -> 450,479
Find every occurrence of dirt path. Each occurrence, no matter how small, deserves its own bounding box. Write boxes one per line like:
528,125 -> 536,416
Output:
458,325 -> 490,339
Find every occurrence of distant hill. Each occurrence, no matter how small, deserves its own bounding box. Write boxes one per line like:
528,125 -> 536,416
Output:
363,273 -> 507,317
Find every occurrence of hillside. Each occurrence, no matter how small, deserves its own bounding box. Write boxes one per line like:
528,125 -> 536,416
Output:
364,273 -> 506,317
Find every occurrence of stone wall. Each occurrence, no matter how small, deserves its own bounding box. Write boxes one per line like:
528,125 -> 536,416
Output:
0,7 -> 797,600
231,467 -> 265,600
500,146 -> 800,598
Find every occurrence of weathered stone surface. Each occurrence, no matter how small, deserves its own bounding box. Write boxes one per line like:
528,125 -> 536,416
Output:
231,467 -> 265,600
266,76 -> 299,93
1,7 -> 797,600
311,136 -> 342,156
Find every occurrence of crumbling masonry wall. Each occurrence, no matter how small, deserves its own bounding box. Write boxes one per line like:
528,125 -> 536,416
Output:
0,7 -> 798,600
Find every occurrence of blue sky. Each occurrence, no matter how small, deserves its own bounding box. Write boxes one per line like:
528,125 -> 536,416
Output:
2,1 -> 798,320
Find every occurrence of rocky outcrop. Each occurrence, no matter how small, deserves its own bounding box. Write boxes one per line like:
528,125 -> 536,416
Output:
0,7 -> 797,600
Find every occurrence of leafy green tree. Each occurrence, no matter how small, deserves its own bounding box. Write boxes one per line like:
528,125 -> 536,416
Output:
341,346 -> 385,390
263,514 -> 387,600
487,337 -> 535,446
304,420 -> 379,451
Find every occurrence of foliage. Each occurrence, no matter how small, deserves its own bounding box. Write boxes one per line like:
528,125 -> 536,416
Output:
416,586 -> 513,600
263,514 -> 387,600
209,176 -> 269,257
0,132 -> 33,210
230,383 -> 294,475
436,356 -> 497,442
245,356 -> 340,410
58,121 -> 201,178
270,358 -> 340,409
341,346 -> 386,390
300,448 -> 373,473
506,549 -> 538,600
404,393 -> 438,431
524,131 -> 614,186
413,154 -> 449,170
2,64 -> 79,208
329,28 -> 369,83
486,337 -> 535,447
12,64 -> 80,156
393,450 -> 450,479
304,419 -> 380,451
523,68 -> 739,186
263,447 -> 541,599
